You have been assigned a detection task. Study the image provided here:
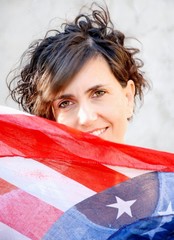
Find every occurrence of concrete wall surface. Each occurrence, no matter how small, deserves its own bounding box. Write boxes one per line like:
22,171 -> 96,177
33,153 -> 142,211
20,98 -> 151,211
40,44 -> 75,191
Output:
0,0 -> 174,152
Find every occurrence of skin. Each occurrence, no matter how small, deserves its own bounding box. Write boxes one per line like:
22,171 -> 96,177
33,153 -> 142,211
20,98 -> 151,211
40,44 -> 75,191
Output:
52,55 -> 135,144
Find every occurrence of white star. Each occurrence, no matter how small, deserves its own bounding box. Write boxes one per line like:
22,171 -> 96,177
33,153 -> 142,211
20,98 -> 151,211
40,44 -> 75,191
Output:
107,196 -> 137,219
158,202 -> 174,216
145,202 -> 174,238
143,226 -> 166,239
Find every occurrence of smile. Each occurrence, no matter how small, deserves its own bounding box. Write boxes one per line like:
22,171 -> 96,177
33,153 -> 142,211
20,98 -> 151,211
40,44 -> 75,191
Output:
88,127 -> 108,137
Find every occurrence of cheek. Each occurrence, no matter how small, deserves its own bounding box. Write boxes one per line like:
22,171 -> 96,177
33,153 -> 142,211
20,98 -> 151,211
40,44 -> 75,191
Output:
55,113 -> 64,124
55,112 -> 75,128
106,97 -> 128,119
56,113 -> 68,124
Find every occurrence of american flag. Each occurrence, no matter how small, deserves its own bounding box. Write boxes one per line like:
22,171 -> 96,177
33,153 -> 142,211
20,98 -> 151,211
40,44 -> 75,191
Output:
0,105 -> 174,239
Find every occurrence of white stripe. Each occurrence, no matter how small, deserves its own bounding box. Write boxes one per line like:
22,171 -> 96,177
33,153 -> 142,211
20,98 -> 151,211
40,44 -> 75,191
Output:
0,156 -> 95,211
0,105 -> 30,115
0,222 -> 30,240
105,165 -> 152,178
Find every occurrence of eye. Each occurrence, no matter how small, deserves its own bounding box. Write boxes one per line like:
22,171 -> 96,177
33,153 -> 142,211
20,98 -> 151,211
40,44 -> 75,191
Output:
92,90 -> 106,98
58,100 -> 73,109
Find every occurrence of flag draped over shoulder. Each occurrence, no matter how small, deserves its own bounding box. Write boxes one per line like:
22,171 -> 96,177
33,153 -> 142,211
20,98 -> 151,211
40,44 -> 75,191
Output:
0,105 -> 174,240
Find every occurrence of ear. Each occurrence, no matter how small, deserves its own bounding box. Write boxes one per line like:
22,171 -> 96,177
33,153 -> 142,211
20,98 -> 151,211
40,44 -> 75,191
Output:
124,80 -> 135,119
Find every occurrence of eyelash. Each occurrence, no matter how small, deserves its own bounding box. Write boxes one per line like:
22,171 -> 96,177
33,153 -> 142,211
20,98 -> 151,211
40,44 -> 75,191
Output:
58,89 -> 106,108
58,100 -> 73,109
92,90 -> 106,98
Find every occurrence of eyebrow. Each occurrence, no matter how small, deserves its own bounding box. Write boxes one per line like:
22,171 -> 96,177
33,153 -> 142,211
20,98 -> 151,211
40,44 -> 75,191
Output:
85,84 -> 104,94
57,84 -> 105,100
57,94 -> 74,100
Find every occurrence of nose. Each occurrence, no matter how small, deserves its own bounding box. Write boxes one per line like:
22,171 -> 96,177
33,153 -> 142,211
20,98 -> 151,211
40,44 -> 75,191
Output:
77,104 -> 97,126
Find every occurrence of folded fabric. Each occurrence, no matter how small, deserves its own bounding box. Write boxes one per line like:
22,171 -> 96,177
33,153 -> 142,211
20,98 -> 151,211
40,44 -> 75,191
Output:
0,105 -> 174,240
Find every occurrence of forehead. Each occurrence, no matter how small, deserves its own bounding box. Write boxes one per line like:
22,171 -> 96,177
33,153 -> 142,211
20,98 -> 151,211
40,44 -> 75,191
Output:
58,55 -> 118,95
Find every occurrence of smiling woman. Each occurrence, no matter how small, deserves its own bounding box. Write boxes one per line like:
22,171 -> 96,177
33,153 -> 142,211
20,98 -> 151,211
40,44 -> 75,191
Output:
52,55 -> 135,143
4,2 -> 174,239
7,3 -> 149,144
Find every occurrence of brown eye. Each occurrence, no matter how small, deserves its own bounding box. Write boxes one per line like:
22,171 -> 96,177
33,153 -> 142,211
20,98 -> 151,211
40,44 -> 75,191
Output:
93,90 -> 106,98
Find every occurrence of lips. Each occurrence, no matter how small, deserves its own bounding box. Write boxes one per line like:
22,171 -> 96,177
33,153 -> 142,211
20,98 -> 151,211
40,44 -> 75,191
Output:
88,127 -> 108,137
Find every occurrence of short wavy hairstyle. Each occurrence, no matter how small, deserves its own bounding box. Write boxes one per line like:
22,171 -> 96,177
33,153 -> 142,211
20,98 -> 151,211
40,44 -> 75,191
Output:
7,4 -> 149,120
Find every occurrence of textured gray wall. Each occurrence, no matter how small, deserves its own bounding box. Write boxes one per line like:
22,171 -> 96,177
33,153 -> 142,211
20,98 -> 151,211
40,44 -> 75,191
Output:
1,0 -> 174,152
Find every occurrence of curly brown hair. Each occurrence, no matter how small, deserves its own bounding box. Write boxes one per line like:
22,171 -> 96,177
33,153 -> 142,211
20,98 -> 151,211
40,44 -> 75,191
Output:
7,4 -> 149,120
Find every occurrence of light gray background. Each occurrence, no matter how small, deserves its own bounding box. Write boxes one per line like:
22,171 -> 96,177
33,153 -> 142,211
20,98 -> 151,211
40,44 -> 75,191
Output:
1,0 -> 174,152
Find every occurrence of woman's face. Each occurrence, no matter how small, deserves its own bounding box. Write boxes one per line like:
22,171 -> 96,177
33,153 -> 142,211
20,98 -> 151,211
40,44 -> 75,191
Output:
52,55 -> 135,143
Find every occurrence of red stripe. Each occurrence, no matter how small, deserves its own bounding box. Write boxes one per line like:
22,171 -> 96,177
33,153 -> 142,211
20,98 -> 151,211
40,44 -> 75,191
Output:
0,178 -> 17,194
54,161 -> 129,192
0,114 -> 174,171
0,116 -> 128,192
0,179 -> 63,240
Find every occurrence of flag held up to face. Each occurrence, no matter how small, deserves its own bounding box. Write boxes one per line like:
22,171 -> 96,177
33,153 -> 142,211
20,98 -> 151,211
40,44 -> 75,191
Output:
0,105 -> 174,239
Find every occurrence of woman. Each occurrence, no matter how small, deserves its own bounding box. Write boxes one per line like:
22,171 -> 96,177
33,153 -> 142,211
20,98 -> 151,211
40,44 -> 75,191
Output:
5,4 -> 174,239
7,4 -> 148,144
